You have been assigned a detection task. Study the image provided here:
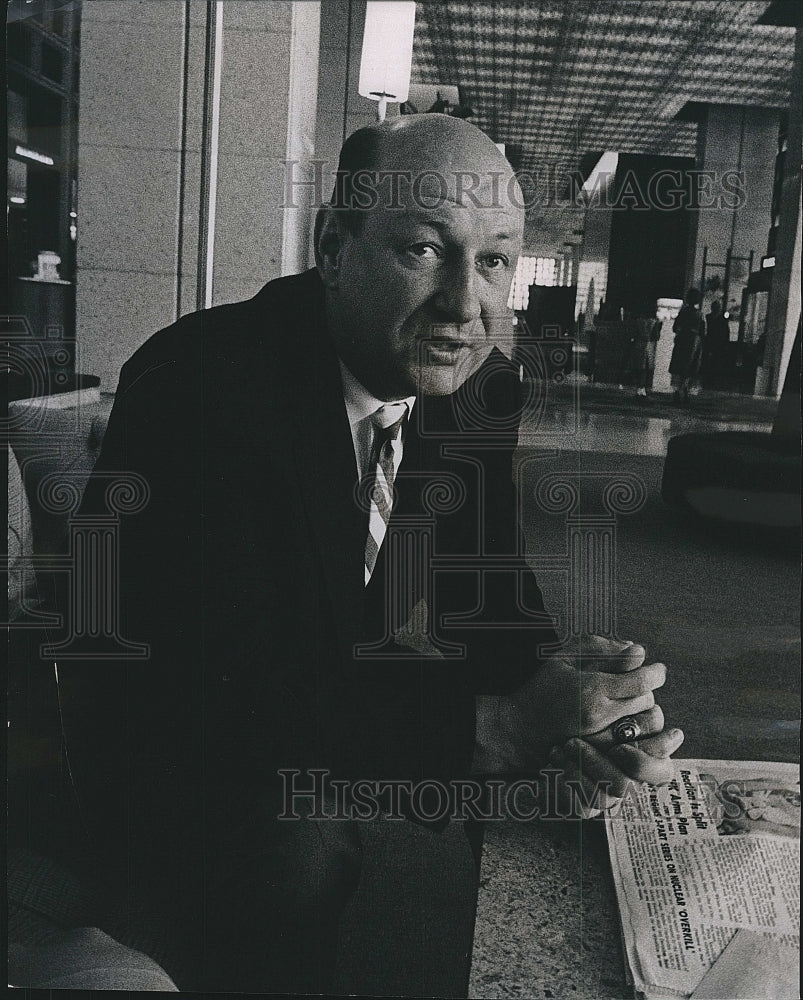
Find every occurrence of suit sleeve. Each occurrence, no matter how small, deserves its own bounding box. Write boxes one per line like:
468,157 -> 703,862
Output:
56,341 -> 212,848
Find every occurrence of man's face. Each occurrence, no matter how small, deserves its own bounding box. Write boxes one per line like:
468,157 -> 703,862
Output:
327,168 -> 524,399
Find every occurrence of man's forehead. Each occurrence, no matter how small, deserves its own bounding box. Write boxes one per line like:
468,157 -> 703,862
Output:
413,166 -> 516,199
369,169 -> 523,229
373,129 -> 519,202
345,119 -> 525,227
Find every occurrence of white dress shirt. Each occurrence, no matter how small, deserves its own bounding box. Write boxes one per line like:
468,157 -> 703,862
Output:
339,360 -> 416,481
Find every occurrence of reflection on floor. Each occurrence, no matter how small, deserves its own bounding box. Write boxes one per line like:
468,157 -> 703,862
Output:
522,409 -> 774,455
521,384 -> 775,456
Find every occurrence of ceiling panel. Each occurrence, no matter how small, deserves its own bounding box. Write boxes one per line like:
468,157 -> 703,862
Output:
411,0 -> 796,170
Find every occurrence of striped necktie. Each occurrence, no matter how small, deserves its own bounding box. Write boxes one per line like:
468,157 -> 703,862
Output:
364,403 -> 408,585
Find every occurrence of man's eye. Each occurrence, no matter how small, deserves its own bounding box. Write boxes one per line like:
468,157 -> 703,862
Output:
482,254 -> 510,270
408,243 -> 442,260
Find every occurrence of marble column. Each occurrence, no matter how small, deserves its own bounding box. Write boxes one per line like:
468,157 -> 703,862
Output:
76,0 -> 206,389
687,104 -> 780,318
76,0 -> 321,390
212,1 -> 320,305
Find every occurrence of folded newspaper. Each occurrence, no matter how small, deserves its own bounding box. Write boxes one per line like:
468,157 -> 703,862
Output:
605,759 -> 800,1000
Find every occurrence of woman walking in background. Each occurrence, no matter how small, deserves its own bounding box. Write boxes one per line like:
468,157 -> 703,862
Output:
669,288 -> 705,404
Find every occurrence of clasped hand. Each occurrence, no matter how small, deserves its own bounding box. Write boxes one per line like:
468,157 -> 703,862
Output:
474,636 -> 684,816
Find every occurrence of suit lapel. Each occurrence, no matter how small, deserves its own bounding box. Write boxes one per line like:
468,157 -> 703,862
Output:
282,282 -> 366,664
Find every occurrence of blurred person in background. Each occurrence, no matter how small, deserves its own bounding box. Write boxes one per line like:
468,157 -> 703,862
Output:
630,304 -> 662,397
669,288 -> 705,405
701,299 -> 730,389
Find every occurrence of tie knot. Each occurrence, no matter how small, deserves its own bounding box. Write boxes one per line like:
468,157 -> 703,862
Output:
371,403 -> 407,441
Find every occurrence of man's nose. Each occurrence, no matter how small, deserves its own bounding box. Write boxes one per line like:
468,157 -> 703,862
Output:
432,260 -> 482,325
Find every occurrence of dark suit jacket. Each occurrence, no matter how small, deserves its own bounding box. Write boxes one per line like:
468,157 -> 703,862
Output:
58,268 -> 556,854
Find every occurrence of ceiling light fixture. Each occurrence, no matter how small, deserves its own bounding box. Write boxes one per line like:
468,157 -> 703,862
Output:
15,144 -> 54,166
359,1 -> 416,122
581,151 -> 619,198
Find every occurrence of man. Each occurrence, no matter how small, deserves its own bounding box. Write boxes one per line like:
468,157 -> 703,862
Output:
58,116 -> 682,992
701,298 -> 730,388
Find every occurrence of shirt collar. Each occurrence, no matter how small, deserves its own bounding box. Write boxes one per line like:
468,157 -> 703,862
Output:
339,359 -> 416,427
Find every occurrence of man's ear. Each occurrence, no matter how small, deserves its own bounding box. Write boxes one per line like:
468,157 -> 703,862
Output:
314,205 -> 348,288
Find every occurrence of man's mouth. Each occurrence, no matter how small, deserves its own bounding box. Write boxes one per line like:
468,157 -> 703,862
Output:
424,338 -> 471,365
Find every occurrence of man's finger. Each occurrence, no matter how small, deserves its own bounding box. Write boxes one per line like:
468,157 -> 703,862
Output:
562,635 -> 625,656
603,661 -> 666,699
634,727 -> 685,759
579,690 -> 656,735
556,738 -> 636,799
563,773 -> 620,818
585,705 -> 665,750
606,729 -> 685,784
572,638 -> 646,673
548,746 -> 622,817
604,641 -> 647,673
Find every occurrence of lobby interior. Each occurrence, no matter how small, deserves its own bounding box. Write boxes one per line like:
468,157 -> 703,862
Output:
6,1 -> 801,996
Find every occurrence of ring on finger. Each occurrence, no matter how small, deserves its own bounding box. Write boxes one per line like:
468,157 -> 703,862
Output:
613,716 -> 643,744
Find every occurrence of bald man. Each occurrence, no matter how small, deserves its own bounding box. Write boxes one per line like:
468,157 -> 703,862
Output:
59,115 -> 681,992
